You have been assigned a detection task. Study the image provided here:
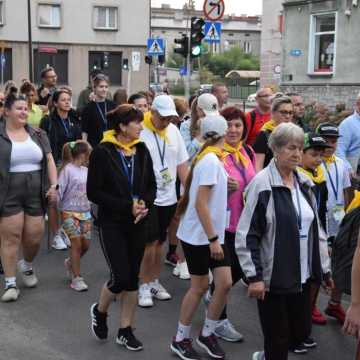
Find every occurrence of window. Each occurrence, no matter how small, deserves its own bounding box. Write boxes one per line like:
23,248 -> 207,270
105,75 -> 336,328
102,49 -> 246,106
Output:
34,49 -> 68,84
0,1 -> 4,25
243,41 -> 252,54
38,4 -> 61,28
89,51 -> 122,85
308,13 -> 336,74
0,49 -> 13,83
93,6 -> 118,30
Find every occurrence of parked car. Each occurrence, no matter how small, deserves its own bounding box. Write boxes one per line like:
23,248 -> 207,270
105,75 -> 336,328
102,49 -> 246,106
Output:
197,84 -> 212,95
247,93 -> 257,103
150,83 -> 163,95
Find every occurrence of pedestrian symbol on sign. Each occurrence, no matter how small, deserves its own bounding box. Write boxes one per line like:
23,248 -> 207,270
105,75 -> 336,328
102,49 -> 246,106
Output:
147,38 -> 165,56
204,21 -> 221,43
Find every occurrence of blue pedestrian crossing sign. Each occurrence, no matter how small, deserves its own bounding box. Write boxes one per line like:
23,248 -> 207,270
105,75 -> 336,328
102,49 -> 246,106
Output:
147,38 -> 165,56
204,21 -> 221,43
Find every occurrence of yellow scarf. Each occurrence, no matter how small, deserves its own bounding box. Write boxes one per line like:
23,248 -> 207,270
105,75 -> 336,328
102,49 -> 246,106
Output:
101,130 -> 140,154
193,146 -> 225,165
297,165 -> 326,184
261,119 -> 277,132
323,154 -> 336,167
223,142 -> 249,168
142,111 -> 168,143
347,190 -> 360,213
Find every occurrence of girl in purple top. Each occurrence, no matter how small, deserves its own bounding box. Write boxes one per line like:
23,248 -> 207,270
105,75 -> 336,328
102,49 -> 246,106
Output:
207,106 -> 256,342
58,140 -> 92,292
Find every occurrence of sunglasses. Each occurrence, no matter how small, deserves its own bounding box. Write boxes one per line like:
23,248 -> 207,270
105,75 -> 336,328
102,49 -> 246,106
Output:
278,110 -> 294,116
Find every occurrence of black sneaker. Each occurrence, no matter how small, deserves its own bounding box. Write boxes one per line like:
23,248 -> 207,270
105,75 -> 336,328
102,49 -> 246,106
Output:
303,337 -> 317,348
170,337 -> 201,360
291,343 -> 308,354
90,303 -> 108,341
196,334 -> 225,359
116,327 -> 143,351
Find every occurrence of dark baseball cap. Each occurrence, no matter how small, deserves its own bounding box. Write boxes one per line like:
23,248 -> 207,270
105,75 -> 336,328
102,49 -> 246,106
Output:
304,133 -> 332,151
315,122 -> 340,138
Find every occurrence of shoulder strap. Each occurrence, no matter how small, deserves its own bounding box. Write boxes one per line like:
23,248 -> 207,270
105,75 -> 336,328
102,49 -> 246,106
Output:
243,143 -> 254,162
249,110 -> 257,136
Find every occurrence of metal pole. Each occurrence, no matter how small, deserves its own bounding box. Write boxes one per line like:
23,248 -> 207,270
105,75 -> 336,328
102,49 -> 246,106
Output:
27,0 -> 33,82
185,52 -> 191,99
1,48 -> 4,86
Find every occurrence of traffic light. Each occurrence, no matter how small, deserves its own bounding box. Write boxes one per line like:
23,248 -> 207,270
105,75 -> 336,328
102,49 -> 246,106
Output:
145,55 -> 153,65
122,58 -> 129,71
190,17 -> 205,58
174,35 -> 189,58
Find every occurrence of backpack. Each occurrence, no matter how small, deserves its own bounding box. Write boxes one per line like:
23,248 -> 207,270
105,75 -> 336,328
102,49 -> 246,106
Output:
248,110 -> 257,140
332,206 -> 360,295
243,143 -> 254,163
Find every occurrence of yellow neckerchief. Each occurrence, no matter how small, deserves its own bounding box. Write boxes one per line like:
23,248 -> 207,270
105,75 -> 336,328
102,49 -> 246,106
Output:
193,146 -> 225,165
297,165 -> 326,184
261,119 -> 277,132
323,154 -> 336,167
142,111 -> 169,143
101,130 -> 140,154
346,190 -> 360,213
223,142 -> 249,168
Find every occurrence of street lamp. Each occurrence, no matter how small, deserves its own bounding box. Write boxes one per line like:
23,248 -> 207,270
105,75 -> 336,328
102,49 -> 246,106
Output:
27,0 -> 33,81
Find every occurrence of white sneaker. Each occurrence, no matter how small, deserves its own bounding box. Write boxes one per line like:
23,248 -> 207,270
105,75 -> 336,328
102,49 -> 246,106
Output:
214,318 -> 244,342
172,262 -> 181,277
138,284 -> 154,307
1,286 -> 20,302
64,258 -> 72,280
17,261 -> 38,288
179,261 -> 190,280
70,276 -> 88,292
52,232 -> 67,250
150,280 -> 171,300
252,351 -> 265,360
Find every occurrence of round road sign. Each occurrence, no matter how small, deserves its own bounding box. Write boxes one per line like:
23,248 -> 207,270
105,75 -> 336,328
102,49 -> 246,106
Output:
203,0 -> 225,22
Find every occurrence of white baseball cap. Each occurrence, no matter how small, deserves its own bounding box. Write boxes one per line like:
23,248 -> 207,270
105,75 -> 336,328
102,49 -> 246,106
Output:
200,115 -> 228,139
197,93 -> 219,116
152,95 -> 178,117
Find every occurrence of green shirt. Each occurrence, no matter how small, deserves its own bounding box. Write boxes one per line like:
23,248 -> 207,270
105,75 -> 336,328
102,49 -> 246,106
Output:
27,103 -> 43,128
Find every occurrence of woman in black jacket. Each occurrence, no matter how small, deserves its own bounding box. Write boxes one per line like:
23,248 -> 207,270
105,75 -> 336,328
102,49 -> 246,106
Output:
87,104 -> 156,352
40,89 -> 82,165
81,74 -> 116,148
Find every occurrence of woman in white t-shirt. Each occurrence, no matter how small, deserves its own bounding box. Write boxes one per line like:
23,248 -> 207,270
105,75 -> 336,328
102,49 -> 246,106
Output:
171,115 -> 232,360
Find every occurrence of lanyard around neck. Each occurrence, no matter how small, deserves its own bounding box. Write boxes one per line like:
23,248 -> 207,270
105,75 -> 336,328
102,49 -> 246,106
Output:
59,117 -> 70,137
95,101 -> 107,126
118,150 -> 135,193
230,154 -> 248,185
153,132 -> 166,167
293,179 -> 302,231
323,160 -> 339,201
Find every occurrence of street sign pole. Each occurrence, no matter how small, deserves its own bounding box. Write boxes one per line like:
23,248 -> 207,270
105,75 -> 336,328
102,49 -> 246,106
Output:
27,0 -> 33,82
1,48 -> 4,86
185,50 -> 191,100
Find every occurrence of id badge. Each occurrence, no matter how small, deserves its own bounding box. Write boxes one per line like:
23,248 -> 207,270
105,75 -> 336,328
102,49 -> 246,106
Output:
160,167 -> 173,187
332,205 -> 345,223
226,209 -> 231,228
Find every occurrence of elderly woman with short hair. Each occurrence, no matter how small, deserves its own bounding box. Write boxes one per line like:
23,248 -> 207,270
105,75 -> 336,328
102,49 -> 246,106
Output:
236,123 -> 333,360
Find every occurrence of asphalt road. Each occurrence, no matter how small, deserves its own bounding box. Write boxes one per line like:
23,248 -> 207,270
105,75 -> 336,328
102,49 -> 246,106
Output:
0,231 -> 356,360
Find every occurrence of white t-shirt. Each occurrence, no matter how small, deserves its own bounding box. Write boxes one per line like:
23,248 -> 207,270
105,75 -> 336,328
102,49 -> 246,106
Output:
141,123 -> 188,206
320,156 -> 351,237
177,153 -> 228,246
291,182 -> 314,284
10,136 -> 43,173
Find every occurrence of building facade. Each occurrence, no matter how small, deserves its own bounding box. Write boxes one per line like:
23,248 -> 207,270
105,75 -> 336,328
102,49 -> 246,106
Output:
0,0 -> 150,102
151,4 -> 261,57
281,0 -> 360,108
259,0 -> 283,89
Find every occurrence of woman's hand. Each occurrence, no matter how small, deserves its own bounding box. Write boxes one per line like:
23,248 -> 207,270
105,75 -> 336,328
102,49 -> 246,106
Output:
209,240 -> 224,261
248,281 -> 266,300
343,303 -> 360,338
227,176 -> 239,193
322,277 -> 335,295
46,187 -> 57,204
132,200 -> 148,224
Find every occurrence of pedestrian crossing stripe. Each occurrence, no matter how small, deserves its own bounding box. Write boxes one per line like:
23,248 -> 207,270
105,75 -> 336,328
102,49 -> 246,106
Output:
148,39 -> 164,55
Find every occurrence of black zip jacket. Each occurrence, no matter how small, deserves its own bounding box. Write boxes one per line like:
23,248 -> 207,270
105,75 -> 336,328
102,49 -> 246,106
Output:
40,110 -> 82,164
87,141 -> 157,226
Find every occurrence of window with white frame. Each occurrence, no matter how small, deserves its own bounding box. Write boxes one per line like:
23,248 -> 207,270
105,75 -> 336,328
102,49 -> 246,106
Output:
0,1 -> 4,26
308,13 -> 336,74
38,4 -> 61,28
93,6 -> 118,30
243,41 -> 252,54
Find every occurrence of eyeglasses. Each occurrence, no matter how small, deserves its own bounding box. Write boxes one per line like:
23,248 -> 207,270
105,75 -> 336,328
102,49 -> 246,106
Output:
278,110 -> 294,116
257,94 -> 272,98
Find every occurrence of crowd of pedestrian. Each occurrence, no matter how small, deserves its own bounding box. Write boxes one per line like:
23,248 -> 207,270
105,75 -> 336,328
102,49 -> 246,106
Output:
0,66 -> 359,360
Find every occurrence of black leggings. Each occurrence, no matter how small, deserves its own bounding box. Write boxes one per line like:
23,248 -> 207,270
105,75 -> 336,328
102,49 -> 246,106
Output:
211,231 -> 245,320
99,223 -> 145,294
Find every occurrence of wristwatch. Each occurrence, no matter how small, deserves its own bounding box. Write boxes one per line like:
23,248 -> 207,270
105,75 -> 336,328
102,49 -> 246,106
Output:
208,235 -> 219,243
50,184 -> 59,190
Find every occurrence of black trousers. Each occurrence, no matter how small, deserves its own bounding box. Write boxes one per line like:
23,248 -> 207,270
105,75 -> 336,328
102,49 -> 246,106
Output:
257,281 -> 311,360
99,222 -> 145,294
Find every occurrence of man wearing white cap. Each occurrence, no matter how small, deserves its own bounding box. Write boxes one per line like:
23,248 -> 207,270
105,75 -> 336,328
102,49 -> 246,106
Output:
138,95 -> 189,308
